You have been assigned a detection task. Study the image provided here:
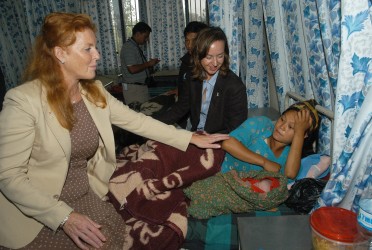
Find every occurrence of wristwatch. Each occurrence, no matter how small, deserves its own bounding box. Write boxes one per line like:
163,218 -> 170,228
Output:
59,211 -> 73,229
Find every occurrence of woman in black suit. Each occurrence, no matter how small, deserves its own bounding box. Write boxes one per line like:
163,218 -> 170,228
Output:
155,27 -> 247,134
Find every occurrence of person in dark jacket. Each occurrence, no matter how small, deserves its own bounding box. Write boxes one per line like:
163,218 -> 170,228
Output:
155,27 -> 247,134
178,21 -> 208,95
176,21 -> 208,128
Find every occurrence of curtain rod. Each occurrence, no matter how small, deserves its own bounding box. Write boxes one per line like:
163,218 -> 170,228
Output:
285,92 -> 334,120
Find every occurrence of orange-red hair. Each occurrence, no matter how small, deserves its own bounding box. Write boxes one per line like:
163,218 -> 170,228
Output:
23,12 -> 106,130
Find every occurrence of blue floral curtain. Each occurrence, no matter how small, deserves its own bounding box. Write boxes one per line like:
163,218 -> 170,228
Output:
0,0 -> 118,90
301,0 -> 340,154
315,0 -> 372,212
0,1 -> 30,90
209,0 -> 372,211
263,1 -> 309,110
208,0 -> 244,76
138,0 -> 185,71
138,0 -> 148,24
81,0 -> 119,75
262,0 -> 336,154
208,0 -> 334,153
208,0 -> 270,109
243,1 -> 269,109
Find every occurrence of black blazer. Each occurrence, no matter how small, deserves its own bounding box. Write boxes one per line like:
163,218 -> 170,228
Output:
155,70 -> 247,134
178,53 -> 192,96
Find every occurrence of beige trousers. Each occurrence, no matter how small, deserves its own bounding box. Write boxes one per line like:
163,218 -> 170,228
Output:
122,83 -> 150,105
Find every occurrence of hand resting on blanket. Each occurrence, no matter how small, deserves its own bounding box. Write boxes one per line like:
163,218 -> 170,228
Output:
190,132 -> 229,149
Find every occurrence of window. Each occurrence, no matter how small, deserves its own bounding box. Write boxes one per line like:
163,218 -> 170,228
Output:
120,0 -> 140,39
111,0 -> 209,49
184,0 -> 209,25
110,0 -> 139,47
109,0 -> 209,67
109,0 -> 140,68
109,0 -> 122,53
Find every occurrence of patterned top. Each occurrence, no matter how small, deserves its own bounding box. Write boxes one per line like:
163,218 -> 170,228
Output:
221,116 -> 290,173
19,99 -> 125,249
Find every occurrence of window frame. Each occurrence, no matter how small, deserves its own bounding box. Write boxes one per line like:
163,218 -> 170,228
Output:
184,0 -> 209,25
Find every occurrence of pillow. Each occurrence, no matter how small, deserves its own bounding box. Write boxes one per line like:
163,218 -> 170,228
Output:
288,154 -> 330,186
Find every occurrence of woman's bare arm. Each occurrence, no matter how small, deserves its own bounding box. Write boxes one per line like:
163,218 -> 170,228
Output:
284,109 -> 312,179
222,137 -> 281,172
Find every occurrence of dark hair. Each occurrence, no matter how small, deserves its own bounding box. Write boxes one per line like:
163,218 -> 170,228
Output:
283,99 -> 321,157
184,21 -> 208,37
191,27 -> 230,81
132,22 -> 152,35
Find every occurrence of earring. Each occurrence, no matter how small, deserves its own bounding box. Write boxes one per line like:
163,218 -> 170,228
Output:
61,61 -> 65,64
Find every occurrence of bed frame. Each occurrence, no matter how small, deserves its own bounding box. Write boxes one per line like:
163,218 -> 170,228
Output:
284,92 -> 333,119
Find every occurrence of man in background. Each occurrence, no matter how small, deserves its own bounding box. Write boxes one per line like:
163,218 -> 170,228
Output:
177,21 -> 208,128
120,22 -> 160,107
178,21 -> 208,97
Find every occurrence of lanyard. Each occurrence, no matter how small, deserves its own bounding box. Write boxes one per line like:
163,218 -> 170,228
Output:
129,38 -> 147,62
129,38 -> 150,77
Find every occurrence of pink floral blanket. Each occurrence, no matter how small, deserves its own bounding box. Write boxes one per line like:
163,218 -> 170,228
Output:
108,140 -> 225,249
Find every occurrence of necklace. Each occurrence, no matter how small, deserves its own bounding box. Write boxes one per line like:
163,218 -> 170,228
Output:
69,83 -> 81,104
71,93 -> 81,104
71,95 -> 81,104
70,86 -> 81,104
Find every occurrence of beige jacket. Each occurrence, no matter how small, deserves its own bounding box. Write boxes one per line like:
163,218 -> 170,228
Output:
0,80 -> 192,248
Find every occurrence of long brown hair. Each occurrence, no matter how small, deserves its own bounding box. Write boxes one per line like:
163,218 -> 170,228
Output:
191,27 -> 230,81
22,12 -> 106,130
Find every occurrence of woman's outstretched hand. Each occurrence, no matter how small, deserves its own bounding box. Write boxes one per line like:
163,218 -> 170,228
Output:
190,132 -> 230,148
62,212 -> 106,249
